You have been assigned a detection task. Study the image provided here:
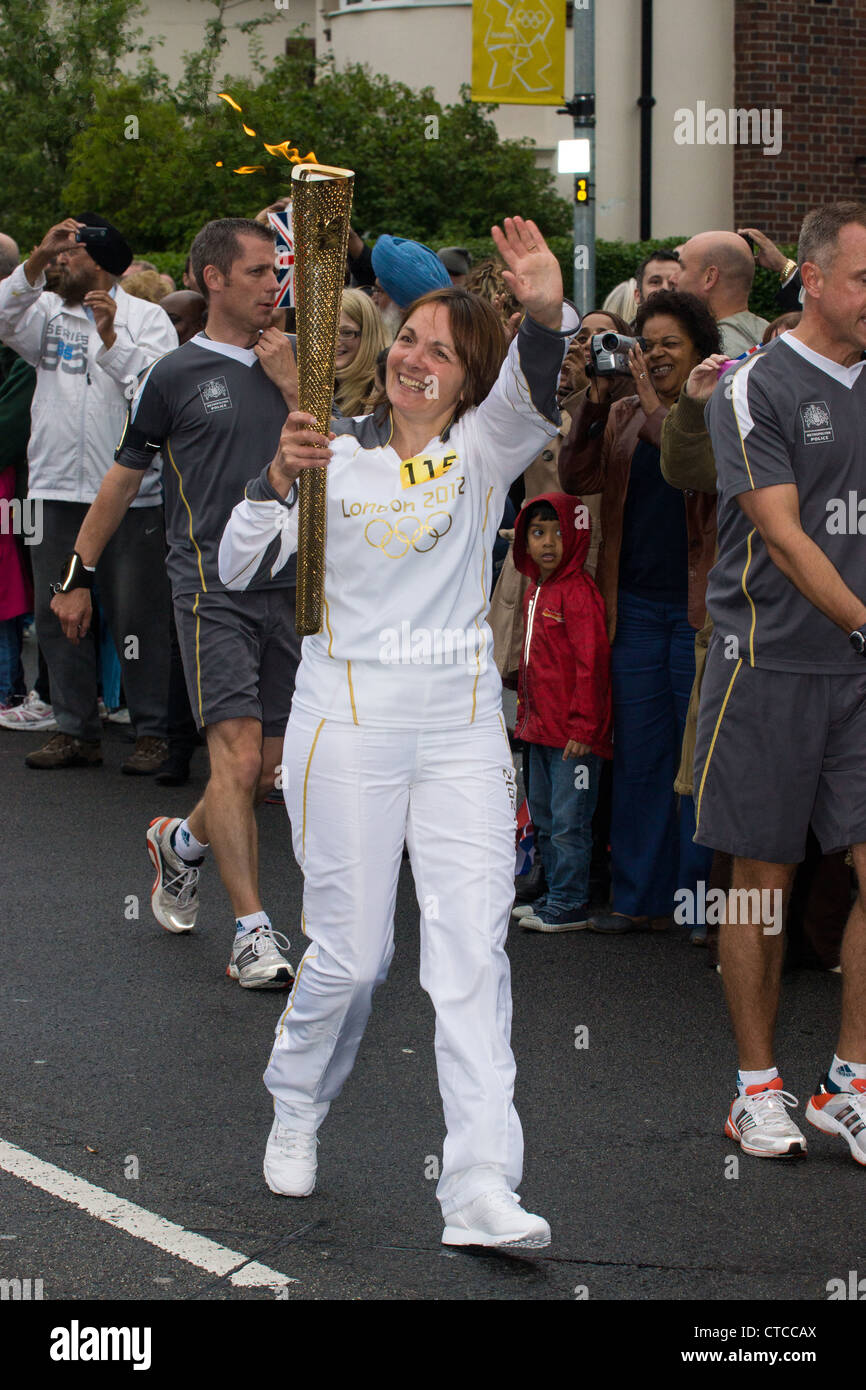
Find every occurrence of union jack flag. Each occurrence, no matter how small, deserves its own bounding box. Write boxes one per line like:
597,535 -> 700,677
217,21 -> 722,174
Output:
268,206 -> 295,309
515,797 -> 536,877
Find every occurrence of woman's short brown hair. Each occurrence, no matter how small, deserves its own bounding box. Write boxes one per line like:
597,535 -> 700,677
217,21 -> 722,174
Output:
368,288 -> 507,429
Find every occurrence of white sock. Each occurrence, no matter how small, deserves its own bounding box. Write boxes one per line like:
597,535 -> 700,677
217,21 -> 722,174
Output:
171,820 -> 208,864
235,911 -> 270,939
829,1054 -> 866,1090
737,1067 -> 779,1096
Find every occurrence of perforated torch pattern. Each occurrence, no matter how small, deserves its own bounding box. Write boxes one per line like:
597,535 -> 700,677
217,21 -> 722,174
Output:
292,167 -> 355,635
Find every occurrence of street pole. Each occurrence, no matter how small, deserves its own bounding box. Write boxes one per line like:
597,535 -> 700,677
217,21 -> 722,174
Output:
558,0 -> 595,312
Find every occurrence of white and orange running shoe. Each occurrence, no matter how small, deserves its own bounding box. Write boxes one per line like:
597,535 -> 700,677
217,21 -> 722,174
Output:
806,1075 -> 866,1166
146,815 -> 201,934
724,1077 -> 807,1158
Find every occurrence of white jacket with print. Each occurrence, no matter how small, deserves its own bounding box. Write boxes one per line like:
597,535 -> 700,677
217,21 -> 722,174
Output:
0,263 -> 178,506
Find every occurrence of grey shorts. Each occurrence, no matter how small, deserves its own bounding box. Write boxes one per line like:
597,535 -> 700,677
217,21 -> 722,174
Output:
173,588 -> 300,737
693,635 -> 866,862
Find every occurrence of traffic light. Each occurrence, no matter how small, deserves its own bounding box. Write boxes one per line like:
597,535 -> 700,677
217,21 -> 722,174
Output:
576,178 -> 589,203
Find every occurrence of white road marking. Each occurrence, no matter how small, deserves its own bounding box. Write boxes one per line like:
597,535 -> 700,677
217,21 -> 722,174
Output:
0,1138 -> 297,1289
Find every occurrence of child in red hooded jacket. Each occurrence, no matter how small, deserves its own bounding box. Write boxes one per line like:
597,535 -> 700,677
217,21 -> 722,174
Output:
512,492 -> 613,931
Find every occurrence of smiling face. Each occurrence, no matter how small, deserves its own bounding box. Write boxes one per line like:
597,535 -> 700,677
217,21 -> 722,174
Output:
639,312 -> 702,401
385,302 -> 466,427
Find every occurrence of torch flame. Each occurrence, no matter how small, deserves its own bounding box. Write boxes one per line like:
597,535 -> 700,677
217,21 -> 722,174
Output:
263,141 -> 318,164
217,92 -> 317,172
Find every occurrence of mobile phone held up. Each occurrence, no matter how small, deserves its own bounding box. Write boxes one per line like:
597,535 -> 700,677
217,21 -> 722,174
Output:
75,227 -> 108,243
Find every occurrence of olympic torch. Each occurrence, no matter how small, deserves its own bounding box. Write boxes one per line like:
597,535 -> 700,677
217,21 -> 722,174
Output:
291,162 -> 355,636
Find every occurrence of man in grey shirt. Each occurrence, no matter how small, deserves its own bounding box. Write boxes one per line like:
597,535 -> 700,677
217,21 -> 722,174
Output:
675,230 -> 768,354
693,202 -> 866,1166
50,219 -> 301,990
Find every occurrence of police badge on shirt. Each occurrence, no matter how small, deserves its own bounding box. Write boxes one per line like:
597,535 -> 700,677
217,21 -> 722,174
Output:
800,401 -> 834,444
198,376 -> 233,413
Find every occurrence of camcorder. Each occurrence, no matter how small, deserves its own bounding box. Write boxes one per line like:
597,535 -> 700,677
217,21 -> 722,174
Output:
75,227 -> 109,243
587,332 -> 647,378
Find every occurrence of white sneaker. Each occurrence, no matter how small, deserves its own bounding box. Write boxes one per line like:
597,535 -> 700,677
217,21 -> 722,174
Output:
227,925 -> 294,989
724,1079 -> 807,1158
263,1118 -> 317,1196
0,691 -> 57,732
146,815 -> 201,933
806,1075 -> 866,1166
442,1189 -> 551,1249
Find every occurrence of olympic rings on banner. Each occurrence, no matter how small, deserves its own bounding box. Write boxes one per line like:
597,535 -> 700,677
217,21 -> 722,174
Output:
510,9 -> 548,29
364,512 -> 453,558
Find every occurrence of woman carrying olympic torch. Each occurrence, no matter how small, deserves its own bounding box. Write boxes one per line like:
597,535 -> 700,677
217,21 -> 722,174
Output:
218,217 -> 579,1249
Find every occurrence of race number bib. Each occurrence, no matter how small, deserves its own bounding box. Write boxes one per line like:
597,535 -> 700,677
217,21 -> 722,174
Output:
400,451 -> 458,489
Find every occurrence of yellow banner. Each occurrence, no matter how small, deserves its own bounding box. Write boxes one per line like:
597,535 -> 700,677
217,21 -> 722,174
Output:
471,0 -> 566,106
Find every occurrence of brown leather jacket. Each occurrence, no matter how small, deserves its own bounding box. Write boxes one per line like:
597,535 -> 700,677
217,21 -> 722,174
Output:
558,389 -> 717,642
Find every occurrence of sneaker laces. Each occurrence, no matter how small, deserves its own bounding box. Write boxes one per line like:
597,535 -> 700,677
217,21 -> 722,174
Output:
164,863 -> 199,907
834,1084 -> 866,1115
740,1087 -> 800,1131
250,925 -> 291,958
479,1190 -> 522,1214
274,1125 -> 317,1159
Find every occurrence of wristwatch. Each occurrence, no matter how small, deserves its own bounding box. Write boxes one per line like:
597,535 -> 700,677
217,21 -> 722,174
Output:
50,551 -> 95,596
849,624 -> 866,655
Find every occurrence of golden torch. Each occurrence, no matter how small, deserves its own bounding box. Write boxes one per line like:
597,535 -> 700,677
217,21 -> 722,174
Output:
291,162 -> 355,635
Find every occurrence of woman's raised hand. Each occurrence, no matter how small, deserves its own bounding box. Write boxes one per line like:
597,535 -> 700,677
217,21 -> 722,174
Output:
267,411 -> 335,497
628,343 -> 662,416
491,217 -> 563,331
684,353 -> 731,403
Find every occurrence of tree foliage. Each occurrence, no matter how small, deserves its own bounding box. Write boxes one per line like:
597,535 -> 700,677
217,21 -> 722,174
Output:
0,0 -> 151,247
1,1 -> 570,254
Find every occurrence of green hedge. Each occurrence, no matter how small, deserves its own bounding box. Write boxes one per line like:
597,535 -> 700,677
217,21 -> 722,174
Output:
144,237 -> 797,322
137,251 -> 188,286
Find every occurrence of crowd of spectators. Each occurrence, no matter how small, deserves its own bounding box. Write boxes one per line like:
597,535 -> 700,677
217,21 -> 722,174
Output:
2,205 -> 841,969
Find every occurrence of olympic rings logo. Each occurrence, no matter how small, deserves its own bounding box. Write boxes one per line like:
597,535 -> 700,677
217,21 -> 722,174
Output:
364,512 -> 453,558
510,8 -> 548,29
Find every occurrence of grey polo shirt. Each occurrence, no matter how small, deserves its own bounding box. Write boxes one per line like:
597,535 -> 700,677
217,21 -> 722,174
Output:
115,334 -> 295,596
705,332 -> 866,673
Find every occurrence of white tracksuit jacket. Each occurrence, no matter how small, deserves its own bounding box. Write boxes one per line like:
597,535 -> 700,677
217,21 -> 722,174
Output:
218,306 -> 580,726
0,263 -> 178,507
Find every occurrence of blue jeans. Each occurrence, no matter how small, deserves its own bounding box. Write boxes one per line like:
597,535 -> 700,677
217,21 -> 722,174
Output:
610,590 -> 713,916
527,743 -> 601,911
0,616 -> 25,705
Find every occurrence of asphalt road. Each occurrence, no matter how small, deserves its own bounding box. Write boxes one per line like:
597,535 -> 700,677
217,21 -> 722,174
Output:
0,717 -> 860,1311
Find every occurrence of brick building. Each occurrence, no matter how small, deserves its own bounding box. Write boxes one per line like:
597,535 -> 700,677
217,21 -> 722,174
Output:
733,0 -> 866,237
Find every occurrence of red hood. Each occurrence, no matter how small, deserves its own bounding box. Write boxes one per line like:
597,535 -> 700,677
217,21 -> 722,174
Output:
513,490 -> 591,584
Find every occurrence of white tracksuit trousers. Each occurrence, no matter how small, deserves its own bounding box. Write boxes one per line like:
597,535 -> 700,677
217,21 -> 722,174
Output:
265,708 -> 524,1215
